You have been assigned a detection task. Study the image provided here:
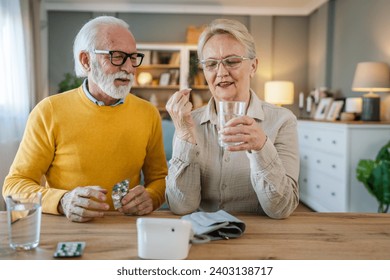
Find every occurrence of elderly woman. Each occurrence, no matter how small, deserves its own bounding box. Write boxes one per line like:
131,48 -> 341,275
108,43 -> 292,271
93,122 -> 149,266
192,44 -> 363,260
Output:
165,19 -> 299,219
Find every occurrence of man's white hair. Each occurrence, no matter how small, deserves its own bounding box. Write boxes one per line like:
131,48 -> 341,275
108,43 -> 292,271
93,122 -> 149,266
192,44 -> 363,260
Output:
73,16 -> 129,77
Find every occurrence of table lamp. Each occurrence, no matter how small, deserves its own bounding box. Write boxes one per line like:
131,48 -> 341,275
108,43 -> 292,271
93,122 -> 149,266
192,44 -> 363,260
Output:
264,81 -> 294,106
351,62 -> 390,121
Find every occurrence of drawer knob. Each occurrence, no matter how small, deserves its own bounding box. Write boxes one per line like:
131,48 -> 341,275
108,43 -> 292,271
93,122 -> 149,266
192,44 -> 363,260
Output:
316,185 -> 320,189
316,137 -> 321,142
332,140 -> 337,145
331,192 -> 336,196
304,135 -> 309,139
303,155 -> 308,160
331,164 -> 336,169
316,159 -> 321,164
303,178 -> 307,183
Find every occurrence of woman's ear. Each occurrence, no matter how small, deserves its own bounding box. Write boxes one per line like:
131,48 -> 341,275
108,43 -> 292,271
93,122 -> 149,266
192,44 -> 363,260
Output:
250,58 -> 258,78
79,51 -> 90,72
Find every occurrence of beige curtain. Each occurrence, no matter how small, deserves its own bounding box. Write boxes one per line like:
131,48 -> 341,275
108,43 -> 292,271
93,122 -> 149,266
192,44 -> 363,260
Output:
0,0 -> 45,210
24,0 -> 47,108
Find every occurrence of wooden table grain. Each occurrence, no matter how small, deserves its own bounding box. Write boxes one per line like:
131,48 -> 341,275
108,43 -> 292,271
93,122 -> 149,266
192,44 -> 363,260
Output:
1,211 -> 389,260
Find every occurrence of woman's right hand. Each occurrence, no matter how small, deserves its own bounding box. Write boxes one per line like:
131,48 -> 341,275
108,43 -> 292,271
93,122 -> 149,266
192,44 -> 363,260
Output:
165,88 -> 196,144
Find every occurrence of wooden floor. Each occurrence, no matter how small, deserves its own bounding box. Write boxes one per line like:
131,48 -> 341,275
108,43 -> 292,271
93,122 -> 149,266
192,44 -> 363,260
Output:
295,202 -> 314,212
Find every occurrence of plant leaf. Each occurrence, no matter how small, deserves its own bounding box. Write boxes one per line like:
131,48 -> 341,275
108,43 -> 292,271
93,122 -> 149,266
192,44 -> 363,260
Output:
356,159 -> 375,196
376,140 -> 390,162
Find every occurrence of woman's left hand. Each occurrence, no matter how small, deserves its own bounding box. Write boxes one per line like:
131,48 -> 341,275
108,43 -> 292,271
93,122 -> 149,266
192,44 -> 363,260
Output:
219,116 -> 267,152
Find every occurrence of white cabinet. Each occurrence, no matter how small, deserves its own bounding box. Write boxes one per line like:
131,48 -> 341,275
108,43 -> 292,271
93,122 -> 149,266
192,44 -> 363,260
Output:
133,43 -> 209,117
298,120 -> 390,212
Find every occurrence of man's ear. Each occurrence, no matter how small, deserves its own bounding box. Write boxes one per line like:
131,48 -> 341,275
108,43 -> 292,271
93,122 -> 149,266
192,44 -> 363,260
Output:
250,57 -> 258,78
80,51 -> 90,72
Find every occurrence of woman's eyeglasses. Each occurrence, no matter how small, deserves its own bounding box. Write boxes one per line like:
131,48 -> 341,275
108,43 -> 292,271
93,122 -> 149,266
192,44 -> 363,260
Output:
199,56 -> 253,71
94,50 -> 145,67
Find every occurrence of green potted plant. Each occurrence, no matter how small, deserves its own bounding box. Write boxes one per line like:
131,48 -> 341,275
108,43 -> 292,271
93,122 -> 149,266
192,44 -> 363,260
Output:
356,140 -> 390,213
58,72 -> 84,93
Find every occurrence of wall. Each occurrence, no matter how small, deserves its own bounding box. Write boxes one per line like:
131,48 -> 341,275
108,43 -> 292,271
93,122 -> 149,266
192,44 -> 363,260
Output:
308,3 -> 330,90
272,16 -> 309,116
330,0 -> 390,120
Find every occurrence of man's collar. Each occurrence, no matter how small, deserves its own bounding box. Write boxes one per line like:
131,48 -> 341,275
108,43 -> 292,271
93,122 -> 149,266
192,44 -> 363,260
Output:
82,79 -> 124,107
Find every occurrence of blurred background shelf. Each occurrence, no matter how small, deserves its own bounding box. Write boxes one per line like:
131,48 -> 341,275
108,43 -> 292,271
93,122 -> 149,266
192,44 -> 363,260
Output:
133,43 -> 210,117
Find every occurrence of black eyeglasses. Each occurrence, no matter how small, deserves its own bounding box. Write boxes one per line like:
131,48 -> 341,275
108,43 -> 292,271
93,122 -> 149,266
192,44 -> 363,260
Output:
94,50 -> 145,67
199,56 -> 253,71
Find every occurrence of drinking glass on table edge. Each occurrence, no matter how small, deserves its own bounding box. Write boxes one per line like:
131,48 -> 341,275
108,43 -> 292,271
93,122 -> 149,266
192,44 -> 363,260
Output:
6,192 -> 42,250
217,101 -> 246,148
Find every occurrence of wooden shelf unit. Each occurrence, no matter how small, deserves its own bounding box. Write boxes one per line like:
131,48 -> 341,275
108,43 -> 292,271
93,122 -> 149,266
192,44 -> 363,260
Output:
133,43 -> 210,115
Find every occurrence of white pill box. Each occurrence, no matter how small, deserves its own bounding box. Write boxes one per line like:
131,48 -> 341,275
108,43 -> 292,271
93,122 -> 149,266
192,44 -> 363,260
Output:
136,218 -> 192,260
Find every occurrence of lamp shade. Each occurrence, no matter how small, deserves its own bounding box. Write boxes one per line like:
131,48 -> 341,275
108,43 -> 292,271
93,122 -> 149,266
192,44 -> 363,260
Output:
352,62 -> 390,92
264,81 -> 294,106
351,62 -> 390,121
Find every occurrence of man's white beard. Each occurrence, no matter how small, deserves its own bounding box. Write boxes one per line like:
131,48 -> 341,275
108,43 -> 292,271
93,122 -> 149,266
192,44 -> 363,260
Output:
90,59 -> 134,100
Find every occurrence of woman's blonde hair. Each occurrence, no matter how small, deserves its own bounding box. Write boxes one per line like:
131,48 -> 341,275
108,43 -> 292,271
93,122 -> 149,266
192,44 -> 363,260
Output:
197,18 -> 256,60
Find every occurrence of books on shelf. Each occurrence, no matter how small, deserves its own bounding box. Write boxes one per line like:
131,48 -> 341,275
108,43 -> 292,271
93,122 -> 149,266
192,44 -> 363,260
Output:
169,52 -> 180,66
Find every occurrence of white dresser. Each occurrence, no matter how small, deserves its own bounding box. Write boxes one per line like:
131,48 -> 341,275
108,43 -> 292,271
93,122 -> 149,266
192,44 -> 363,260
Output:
298,120 -> 390,212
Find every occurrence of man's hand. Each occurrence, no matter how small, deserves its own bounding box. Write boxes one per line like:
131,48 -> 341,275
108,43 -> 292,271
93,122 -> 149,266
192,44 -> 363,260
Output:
59,186 -> 109,222
119,185 -> 153,215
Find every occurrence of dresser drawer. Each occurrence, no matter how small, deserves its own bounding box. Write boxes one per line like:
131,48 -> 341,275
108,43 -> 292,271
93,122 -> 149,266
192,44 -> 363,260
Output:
300,149 -> 346,180
299,169 -> 347,212
298,126 -> 346,155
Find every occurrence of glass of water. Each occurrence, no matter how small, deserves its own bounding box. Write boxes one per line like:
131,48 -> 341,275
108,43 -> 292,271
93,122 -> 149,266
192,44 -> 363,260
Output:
6,192 -> 42,250
217,101 -> 246,148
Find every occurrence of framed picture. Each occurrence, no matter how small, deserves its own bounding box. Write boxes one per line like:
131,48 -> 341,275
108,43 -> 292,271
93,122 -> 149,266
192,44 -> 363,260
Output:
159,72 -> 171,86
326,100 -> 344,121
314,97 -> 333,120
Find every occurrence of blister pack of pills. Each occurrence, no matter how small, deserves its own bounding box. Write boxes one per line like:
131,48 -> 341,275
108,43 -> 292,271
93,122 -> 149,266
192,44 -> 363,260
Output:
112,179 -> 130,209
53,242 -> 86,258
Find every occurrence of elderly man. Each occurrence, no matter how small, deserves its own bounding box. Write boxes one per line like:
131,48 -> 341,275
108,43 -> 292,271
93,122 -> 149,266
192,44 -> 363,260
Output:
3,16 -> 167,222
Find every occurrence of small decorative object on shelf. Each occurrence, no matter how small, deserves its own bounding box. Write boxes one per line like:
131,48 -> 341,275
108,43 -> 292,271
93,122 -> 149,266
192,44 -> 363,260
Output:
306,95 -> 313,114
186,25 -> 206,44
325,100 -> 344,121
356,140 -> 390,213
314,97 -> 333,120
159,72 -> 171,86
344,97 -> 363,121
340,112 -> 355,121
169,69 -> 179,86
299,92 -> 304,108
137,72 -> 153,86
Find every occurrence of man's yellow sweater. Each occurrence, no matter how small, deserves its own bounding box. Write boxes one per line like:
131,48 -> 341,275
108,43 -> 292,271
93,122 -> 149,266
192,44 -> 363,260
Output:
3,86 -> 168,214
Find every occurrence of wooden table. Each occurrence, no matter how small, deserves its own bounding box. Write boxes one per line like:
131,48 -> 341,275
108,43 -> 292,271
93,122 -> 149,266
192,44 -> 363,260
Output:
1,211 -> 389,260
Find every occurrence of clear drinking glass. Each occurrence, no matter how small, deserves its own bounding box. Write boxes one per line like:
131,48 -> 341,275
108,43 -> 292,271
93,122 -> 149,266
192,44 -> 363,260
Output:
6,192 -> 42,250
218,101 -> 246,148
